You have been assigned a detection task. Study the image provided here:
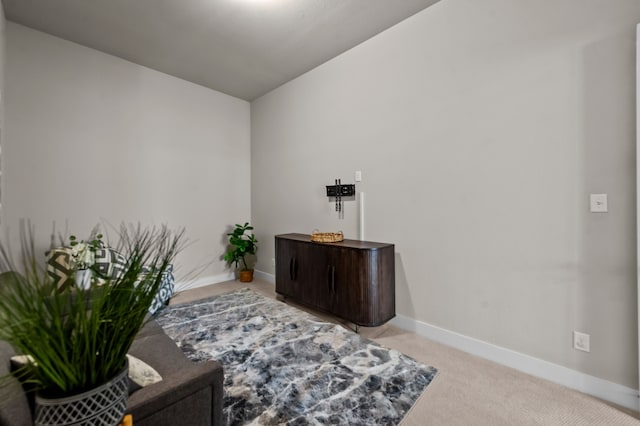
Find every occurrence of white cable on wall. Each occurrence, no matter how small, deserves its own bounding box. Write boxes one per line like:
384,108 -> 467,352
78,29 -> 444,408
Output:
359,192 -> 365,241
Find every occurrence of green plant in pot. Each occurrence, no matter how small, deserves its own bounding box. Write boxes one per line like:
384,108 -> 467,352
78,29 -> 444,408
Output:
0,222 -> 185,425
224,222 -> 258,283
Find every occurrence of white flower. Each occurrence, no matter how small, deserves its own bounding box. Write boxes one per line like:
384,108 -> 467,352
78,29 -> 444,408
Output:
71,242 -> 95,270
69,233 -> 103,271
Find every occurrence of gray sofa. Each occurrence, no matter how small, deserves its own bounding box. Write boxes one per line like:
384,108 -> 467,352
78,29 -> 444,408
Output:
0,320 -> 224,426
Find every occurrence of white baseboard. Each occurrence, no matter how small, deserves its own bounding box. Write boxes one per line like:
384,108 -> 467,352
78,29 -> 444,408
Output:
175,272 -> 638,410
174,272 -> 235,291
175,270 -> 275,291
254,269 -> 275,284
390,314 -> 639,411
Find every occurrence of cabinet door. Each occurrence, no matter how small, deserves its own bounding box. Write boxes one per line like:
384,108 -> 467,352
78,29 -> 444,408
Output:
276,238 -> 318,306
324,247 -> 362,321
294,242 -> 323,307
309,244 -> 334,312
275,237 -> 299,299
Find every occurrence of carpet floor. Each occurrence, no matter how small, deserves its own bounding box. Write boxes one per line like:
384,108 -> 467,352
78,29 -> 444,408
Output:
158,288 -> 436,425
171,279 -> 640,426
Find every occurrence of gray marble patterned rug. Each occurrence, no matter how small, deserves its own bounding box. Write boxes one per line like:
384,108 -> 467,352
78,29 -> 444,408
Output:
155,288 -> 437,425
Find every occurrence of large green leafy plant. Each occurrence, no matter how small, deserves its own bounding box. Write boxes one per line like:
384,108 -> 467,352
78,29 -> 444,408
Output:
223,222 -> 258,271
0,223 -> 185,397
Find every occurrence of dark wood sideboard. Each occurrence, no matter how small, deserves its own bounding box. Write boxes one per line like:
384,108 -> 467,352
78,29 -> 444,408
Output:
275,233 -> 395,327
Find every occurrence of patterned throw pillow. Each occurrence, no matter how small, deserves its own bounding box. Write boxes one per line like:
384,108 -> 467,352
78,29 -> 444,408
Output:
46,247 -> 127,289
147,265 -> 175,315
46,246 -> 174,313
46,248 -> 74,290
93,248 -> 127,280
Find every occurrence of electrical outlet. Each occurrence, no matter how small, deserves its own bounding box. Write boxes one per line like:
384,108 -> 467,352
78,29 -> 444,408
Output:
573,331 -> 590,353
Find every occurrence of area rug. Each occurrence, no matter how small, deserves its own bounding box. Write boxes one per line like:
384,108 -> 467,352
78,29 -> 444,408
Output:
155,288 -> 437,425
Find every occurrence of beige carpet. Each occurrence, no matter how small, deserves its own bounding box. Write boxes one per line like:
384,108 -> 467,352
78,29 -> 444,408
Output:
171,279 -> 640,425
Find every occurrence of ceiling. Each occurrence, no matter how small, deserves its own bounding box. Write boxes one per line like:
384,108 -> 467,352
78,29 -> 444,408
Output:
3,0 -> 441,101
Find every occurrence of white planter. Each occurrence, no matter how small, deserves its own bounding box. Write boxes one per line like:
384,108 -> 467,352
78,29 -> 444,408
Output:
75,269 -> 92,290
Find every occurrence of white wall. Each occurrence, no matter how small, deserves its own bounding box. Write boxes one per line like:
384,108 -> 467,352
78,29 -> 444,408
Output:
0,2 -> 5,90
0,2 -> 6,220
637,22 -> 640,409
4,23 -> 251,288
252,0 -> 640,390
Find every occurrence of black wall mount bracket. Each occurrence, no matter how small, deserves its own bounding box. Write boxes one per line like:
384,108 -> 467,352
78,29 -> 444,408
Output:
326,178 -> 355,217
326,183 -> 355,197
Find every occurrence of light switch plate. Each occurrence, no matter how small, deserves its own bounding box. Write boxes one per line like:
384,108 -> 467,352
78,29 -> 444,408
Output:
590,194 -> 608,213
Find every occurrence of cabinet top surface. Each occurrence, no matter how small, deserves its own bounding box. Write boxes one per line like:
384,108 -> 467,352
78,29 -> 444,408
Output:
275,233 -> 394,250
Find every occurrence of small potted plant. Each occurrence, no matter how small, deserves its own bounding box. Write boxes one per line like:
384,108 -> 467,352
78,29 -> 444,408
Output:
224,222 -> 258,282
68,232 -> 104,289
